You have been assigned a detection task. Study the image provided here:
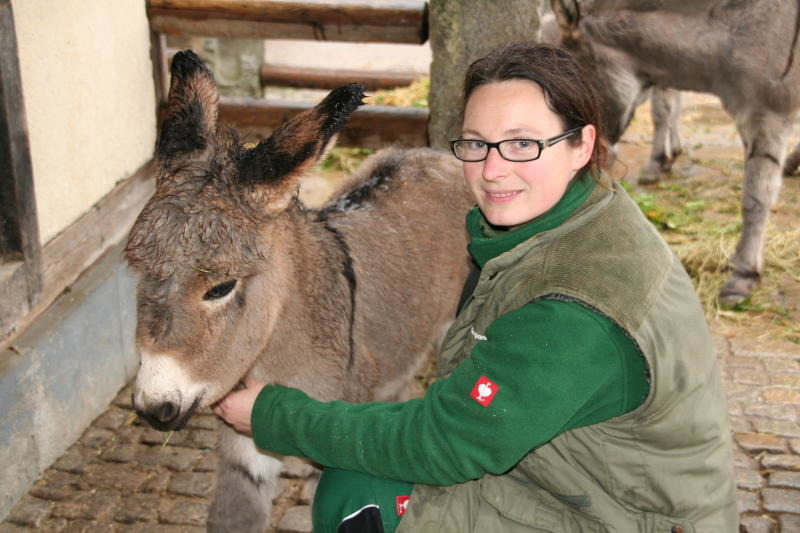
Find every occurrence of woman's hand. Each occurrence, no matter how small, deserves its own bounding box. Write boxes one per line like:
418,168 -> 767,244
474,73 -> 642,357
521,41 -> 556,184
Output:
212,379 -> 266,434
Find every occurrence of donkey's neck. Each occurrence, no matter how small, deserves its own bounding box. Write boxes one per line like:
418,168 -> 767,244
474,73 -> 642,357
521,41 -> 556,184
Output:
254,207 -> 364,401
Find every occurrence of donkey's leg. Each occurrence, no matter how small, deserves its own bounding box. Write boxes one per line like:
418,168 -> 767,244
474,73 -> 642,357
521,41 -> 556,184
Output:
721,111 -> 790,305
641,88 -> 682,184
207,427 -> 283,533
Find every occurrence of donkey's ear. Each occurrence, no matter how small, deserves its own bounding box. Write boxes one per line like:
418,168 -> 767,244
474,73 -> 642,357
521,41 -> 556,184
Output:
156,50 -> 219,170
236,83 -> 365,212
551,0 -> 582,42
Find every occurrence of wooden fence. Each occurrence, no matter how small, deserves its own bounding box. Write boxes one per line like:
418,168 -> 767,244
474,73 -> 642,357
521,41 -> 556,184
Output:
147,0 -> 430,147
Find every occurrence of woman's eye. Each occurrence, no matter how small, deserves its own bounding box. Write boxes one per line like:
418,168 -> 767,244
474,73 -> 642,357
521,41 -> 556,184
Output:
203,280 -> 237,300
466,140 -> 486,150
512,140 -> 533,150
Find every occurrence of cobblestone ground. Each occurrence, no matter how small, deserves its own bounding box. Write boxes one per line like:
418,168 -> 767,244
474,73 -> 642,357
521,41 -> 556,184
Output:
716,330 -> 800,533
0,385 -> 320,533
0,326 -> 798,532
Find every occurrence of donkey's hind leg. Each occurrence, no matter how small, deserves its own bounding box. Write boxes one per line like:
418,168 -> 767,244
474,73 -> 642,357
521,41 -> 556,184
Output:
208,427 -> 282,532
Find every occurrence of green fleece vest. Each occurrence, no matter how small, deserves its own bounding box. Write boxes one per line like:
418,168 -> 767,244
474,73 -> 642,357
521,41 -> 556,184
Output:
398,183 -> 738,533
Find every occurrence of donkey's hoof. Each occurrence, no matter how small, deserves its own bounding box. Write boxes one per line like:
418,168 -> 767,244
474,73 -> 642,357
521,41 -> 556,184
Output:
638,174 -> 659,185
638,169 -> 662,185
719,273 -> 760,308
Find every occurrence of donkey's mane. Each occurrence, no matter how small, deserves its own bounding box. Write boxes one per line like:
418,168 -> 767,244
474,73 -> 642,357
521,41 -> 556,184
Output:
316,149 -> 407,217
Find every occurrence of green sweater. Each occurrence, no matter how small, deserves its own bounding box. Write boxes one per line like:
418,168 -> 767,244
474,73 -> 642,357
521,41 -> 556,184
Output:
251,176 -> 650,486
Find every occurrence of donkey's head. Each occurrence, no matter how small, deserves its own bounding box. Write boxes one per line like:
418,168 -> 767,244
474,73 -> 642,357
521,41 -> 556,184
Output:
126,50 -> 363,431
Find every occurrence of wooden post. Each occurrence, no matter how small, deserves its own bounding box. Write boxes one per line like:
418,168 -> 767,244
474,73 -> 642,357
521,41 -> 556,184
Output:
427,0 -> 544,149
0,0 -> 42,338
150,31 -> 169,106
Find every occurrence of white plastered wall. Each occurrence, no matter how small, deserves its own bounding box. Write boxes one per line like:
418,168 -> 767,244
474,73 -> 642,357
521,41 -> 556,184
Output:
11,0 -> 157,244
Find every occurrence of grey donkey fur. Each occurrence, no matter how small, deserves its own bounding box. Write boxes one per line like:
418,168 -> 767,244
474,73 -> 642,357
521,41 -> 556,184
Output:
125,50 -> 472,532
544,11 -> 800,183
549,0 -> 800,305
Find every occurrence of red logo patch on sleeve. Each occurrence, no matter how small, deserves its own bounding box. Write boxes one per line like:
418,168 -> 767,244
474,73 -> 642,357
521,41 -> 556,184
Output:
396,495 -> 410,516
471,376 -> 499,407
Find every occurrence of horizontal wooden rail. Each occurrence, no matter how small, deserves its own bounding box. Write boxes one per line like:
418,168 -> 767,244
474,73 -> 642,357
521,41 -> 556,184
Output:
216,97 -> 428,147
260,64 -> 420,90
147,0 -> 428,43
162,48 -> 422,90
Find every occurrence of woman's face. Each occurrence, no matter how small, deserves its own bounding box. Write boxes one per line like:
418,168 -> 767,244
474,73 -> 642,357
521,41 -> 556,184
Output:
461,79 -> 596,228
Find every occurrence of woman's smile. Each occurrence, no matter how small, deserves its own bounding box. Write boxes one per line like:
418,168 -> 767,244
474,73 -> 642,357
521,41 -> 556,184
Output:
484,189 -> 523,202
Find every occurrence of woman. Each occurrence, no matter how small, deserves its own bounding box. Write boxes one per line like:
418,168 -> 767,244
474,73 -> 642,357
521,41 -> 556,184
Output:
214,41 -> 738,532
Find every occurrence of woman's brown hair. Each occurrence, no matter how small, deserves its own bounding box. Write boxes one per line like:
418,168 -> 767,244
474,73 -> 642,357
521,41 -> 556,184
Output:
462,41 -> 609,180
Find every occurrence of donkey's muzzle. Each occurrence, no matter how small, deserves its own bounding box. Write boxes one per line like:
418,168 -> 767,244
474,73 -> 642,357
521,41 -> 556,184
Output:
135,396 -> 200,432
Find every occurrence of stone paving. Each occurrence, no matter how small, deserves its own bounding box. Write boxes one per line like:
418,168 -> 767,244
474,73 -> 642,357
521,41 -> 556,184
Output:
0,324 -> 798,532
0,386 -> 320,533
715,328 -> 800,533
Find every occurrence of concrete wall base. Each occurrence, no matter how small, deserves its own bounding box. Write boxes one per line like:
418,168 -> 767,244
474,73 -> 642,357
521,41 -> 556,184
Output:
0,242 -> 138,520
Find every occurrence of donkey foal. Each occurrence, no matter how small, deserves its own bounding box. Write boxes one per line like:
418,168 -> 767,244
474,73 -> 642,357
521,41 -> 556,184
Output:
125,51 -> 472,532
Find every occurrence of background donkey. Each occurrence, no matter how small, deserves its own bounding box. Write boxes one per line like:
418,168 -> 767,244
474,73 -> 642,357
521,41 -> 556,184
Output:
550,0 -> 800,305
125,50 -> 472,532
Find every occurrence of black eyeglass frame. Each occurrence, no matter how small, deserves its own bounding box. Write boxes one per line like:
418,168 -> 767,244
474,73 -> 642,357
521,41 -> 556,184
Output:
449,125 -> 585,162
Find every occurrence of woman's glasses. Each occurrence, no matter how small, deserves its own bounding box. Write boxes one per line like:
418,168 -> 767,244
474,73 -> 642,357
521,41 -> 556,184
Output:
450,125 -> 584,162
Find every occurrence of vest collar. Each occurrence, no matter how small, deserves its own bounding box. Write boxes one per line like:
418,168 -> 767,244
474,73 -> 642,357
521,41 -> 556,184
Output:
467,174 -> 600,268
467,174 -> 611,269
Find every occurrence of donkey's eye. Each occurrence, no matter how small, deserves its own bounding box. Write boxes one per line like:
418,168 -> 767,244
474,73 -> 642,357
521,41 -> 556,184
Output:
203,280 -> 237,300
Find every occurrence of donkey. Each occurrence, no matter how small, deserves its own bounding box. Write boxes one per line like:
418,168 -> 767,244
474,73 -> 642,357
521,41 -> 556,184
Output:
549,0 -> 800,305
125,50 -> 472,532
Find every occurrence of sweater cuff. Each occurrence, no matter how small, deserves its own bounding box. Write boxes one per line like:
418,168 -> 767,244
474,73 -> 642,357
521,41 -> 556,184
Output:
251,384 -> 285,450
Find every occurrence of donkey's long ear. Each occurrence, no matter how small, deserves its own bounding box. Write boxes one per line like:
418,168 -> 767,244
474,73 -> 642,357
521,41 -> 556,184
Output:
156,50 -> 219,172
551,0 -> 582,42
237,83 -> 365,212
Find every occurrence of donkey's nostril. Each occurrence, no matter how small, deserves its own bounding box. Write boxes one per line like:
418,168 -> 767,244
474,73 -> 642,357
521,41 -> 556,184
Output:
154,401 -> 180,424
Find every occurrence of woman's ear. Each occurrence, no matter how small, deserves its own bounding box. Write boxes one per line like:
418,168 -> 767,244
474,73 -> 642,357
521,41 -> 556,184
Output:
572,124 -> 597,171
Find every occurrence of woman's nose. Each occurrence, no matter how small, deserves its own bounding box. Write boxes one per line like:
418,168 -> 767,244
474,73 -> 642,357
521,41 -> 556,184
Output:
482,146 -> 509,181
